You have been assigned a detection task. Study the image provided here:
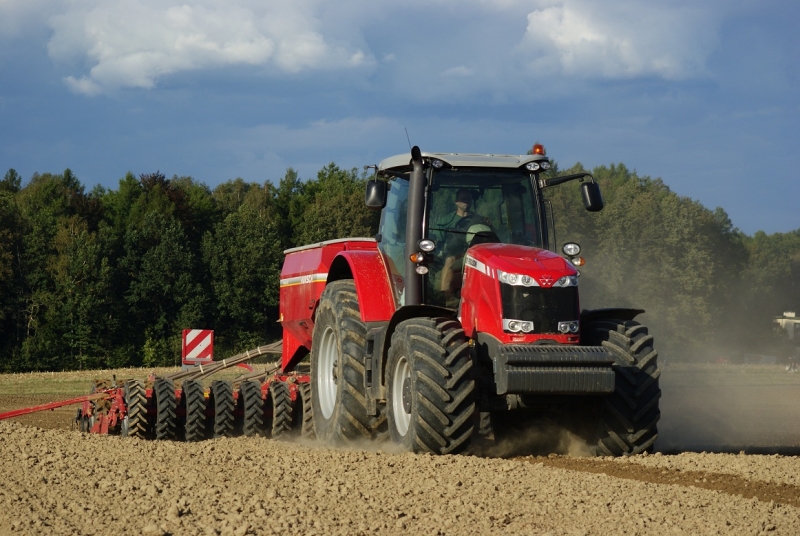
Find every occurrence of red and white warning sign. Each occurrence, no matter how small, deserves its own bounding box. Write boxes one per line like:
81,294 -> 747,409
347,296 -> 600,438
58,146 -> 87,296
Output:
182,329 -> 214,365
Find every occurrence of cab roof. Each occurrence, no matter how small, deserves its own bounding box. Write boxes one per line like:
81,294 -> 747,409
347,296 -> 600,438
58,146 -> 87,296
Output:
377,152 -> 548,172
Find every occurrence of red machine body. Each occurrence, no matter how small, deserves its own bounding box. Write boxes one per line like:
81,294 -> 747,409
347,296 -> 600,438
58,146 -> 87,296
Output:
279,238 -> 396,371
459,243 -> 580,345
280,239 -> 584,372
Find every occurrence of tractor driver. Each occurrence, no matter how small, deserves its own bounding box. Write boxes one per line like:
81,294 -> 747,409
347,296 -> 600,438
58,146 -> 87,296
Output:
432,188 -> 496,303
434,188 -> 491,252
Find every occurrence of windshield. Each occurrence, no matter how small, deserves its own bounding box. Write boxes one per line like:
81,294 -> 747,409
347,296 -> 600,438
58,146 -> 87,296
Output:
428,168 -> 541,249
426,168 -> 542,307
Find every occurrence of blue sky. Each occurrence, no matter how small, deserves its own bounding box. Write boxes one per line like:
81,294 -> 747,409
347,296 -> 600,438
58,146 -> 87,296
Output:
0,0 -> 797,235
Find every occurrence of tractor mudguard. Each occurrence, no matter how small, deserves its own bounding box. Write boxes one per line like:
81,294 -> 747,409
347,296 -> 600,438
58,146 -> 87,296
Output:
363,304 -> 457,408
328,251 -> 397,323
580,308 -> 645,332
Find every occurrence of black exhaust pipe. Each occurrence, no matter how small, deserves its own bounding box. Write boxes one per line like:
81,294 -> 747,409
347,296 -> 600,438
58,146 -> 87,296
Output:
404,146 -> 425,306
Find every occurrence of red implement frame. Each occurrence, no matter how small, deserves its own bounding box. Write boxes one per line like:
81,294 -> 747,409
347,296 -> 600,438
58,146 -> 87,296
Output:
0,392 -> 111,421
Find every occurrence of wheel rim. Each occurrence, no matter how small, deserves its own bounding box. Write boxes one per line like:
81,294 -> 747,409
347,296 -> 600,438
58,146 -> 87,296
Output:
391,355 -> 412,436
317,325 -> 338,420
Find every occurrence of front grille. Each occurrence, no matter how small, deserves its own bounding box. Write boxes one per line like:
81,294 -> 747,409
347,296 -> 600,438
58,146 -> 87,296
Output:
499,284 -> 579,333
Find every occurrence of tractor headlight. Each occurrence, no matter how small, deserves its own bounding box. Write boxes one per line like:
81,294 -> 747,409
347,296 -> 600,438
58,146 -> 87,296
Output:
503,319 -> 535,333
553,275 -> 578,287
526,162 -> 540,171
418,239 -> 436,252
558,321 -> 579,333
498,270 -> 539,287
562,242 -> 581,256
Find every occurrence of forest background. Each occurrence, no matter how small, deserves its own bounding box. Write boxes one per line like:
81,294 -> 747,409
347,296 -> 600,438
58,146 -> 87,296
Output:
0,158 -> 797,372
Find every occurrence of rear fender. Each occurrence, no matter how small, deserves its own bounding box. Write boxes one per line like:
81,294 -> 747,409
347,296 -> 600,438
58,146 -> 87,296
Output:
328,251 -> 396,323
580,307 -> 645,325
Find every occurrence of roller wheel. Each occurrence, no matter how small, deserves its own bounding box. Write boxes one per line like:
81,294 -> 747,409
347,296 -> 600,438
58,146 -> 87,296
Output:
182,380 -> 207,442
586,319 -> 661,456
240,380 -> 265,437
386,317 -> 476,455
122,380 -> 147,438
295,382 -> 315,440
266,380 -> 292,439
210,380 -> 234,438
154,378 -> 177,440
310,280 -> 386,443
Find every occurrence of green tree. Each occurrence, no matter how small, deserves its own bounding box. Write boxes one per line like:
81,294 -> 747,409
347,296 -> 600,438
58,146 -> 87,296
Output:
293,164 -> 379,246
122,211 -> 207,366
48,216 -> 115,369
12,169 -> 98,370
203,186 -> 283,352
1,169 -> 21,194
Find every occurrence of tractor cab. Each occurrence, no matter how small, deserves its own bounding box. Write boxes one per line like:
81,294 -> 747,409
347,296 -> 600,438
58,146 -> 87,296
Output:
368,146 -> 601,313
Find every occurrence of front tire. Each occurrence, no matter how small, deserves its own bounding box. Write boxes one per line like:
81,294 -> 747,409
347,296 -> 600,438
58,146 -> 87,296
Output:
311,280 -> 386,443
386,317 -> 476,454
587,319 -> 661,455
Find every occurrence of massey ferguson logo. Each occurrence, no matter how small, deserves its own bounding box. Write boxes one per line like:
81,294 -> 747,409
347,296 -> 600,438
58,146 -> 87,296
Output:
539,274 -> 554,286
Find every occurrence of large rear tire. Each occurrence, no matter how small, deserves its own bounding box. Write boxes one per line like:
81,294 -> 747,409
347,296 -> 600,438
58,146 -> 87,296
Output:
154,378 -> 177,441
587,319 -> 661,456
386,317 -> 476,454
122,380 -> 147,439
240,380 -> 265,437
210,380 -> 234,438
310,280 -> 386,443
182,380 -> 206,442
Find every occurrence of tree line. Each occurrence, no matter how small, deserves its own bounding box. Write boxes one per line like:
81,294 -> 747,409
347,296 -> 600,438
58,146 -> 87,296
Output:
0,160 -> 797,371
0,165 -> 377,371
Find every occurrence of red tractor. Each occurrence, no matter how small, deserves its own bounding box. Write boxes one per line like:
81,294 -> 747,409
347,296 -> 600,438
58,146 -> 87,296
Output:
279,145 -> 660,456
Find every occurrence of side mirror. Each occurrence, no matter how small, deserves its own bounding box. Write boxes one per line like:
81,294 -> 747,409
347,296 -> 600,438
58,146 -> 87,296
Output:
581,182 -> 604,212
365,179 -> 387,210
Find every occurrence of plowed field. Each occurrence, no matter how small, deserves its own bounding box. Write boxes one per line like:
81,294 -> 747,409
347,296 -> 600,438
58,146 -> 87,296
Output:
1,364 -> 799,535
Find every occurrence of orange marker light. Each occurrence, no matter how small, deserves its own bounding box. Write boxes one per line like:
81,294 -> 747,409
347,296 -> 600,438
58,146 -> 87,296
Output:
532,143 -> 546,155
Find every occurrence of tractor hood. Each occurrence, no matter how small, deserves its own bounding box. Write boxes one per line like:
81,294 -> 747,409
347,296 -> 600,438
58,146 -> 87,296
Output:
466,243 -> 577,288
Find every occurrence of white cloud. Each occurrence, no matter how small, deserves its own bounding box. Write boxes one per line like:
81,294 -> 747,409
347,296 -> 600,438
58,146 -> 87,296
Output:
44,0 -> 374,94
519,1 -> 720,79
0,0 -> 60,38
2,0 -> 730,96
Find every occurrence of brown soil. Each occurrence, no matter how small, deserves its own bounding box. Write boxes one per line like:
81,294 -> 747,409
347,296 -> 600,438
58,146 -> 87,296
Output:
0,419 -> 798,535
2,366 -> 800,534
527,455 -> 800,508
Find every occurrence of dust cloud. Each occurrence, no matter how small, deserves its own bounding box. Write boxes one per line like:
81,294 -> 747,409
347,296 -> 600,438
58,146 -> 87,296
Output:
655,364 -> 800,454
